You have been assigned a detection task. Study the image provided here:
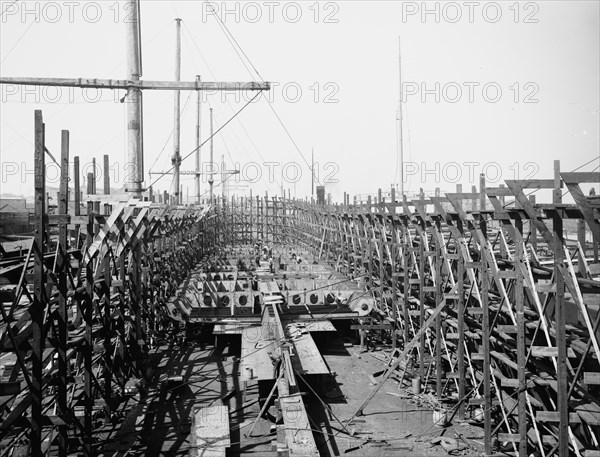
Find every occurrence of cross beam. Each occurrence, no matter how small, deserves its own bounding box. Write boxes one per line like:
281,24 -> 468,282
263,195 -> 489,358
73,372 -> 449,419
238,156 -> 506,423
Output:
0,76 -> 270,91
149,170 -> 240,176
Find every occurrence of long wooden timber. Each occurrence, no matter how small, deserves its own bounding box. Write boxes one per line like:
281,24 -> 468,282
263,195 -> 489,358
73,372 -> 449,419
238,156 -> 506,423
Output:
0,76 -> 270,91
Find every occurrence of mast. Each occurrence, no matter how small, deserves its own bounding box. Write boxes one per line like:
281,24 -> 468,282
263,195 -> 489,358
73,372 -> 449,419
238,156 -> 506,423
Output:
172,18 -> 182,204
398,35 -> 404,199
222,154 -> 226,201
126,0 -> 143,196
311,147 -> 314,199
195,75 -> 201,204
209,107 -> 214,204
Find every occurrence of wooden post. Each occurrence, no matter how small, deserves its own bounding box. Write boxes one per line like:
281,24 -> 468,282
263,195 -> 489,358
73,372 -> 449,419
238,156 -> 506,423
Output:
435,236 -> 443,400
471,185 -> 477,211
529,195 -> 537,253
391,187 -> 397,352
92,157 -> 97,195
84,197 -> 94,455
103,235 -> 112,424
418,228 -> 425,384
366,196 -> 372,279
402,215 -> 410,352
103,154 -> 110,195
57,130 -> 70,456
379,237 -> 385,317
479,173 -> 485,211
74,156 -> 81,217
103,154 -> 111,215
87,173 -> 94,196
481,223 -> 492,456
553,160 -> 569,456
457,229 -> 465,417
31,110 -> 45,457
554,160 -> 562,205
515,217 -> 527,457
577,219 -> 586,276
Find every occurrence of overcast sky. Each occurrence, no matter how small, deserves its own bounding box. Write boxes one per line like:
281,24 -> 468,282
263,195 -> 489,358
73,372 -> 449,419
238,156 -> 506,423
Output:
1,0 -> 598,203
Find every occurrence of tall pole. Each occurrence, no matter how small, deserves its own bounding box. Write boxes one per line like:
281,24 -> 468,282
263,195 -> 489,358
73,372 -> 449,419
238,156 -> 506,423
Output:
222,154 -> 226,201
172,18 -> 182,205
195,75 -> 201,204
126,0 -> 143,197
311,147 -> 314,198
398,35 -> 404,199
209,107 -> 214,204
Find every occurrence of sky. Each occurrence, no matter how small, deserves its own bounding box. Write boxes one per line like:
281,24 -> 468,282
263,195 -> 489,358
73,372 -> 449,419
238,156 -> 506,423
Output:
1,0 -> 599,203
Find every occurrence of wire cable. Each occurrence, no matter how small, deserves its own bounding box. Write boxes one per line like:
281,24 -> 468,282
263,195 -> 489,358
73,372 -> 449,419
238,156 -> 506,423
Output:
202,0 -> 264,82
264,98 -> 322,185
181,22 -> 283,192
147,89 -> 194,178
198,1 -> 317,187
1,21 -> 34,65
146,92 -> 262,190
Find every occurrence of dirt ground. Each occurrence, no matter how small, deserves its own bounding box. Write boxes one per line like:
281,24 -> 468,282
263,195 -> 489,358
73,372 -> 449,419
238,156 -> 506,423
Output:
93,329 -> 486,457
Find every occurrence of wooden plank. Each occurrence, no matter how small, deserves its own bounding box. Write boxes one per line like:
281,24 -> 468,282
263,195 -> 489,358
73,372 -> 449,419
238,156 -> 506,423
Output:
258,280 -> 280,294
560,172 -> 600,184
583,372 -> 600,385
189,405 -> 230,457
304,320 -> 336,332
497,325 -> 518,334
575,403 -> 600,426
240,327 -> 277,382
278,378 -> 319,456
497,433 -> 520,443
536,283 -> 557,293
0,76 -> 270,91
498,270 -> 517,279
289,331 -> 329,376
517,179 -> 559,189
531,346 -> 576,358
466,307 -> 484,314
535,411 -> 581,423
350,324 -> 392,330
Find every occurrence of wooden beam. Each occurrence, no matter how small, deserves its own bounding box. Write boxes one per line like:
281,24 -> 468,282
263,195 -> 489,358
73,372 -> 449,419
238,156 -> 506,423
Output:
31,110 -> 45,457
348,290 -> 450,420
0,76 -> 271,91
57,129 -> 70,456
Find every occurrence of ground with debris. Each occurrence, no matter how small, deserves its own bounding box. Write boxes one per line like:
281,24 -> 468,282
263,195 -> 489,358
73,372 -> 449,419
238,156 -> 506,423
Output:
91,329 -> 485,457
